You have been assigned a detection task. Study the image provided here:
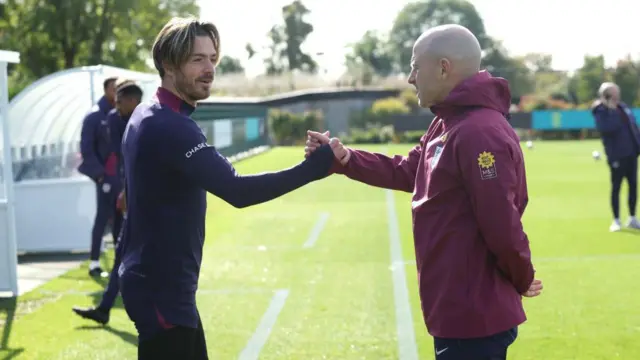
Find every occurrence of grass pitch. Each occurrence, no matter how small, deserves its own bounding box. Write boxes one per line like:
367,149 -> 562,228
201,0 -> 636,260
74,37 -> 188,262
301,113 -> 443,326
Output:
1,140 -> 639,359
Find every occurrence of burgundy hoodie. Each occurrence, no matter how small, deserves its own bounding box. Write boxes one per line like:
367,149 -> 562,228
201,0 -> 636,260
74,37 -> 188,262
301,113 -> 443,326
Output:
331,71 -> 534,339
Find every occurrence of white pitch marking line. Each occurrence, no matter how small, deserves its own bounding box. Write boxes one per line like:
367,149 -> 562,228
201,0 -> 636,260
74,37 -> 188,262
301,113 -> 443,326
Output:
386,190 -> 419,360
302,212 -> 330,249
238,289 -> 290,360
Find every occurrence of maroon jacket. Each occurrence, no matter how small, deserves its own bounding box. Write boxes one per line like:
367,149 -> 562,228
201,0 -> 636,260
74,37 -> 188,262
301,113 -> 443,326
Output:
331,71 -> 534,339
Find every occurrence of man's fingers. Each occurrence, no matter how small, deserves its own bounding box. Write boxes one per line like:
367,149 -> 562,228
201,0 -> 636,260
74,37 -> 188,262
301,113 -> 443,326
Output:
523,279 -> 543,298
529,279 -> 543,291
307,130 -> 330,144
524,290 -> 541,298
306,139 -> 321,147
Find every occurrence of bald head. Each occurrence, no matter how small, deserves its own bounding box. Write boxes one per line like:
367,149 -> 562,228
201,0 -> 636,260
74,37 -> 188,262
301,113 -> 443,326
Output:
408,24 -> 482,108
414,24 -> 482,76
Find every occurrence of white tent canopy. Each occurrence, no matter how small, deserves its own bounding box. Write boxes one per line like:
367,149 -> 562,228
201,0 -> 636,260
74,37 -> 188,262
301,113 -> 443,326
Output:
4,65 -> 160,168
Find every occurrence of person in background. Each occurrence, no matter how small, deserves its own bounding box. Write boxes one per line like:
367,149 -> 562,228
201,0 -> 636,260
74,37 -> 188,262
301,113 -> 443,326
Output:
78,76 -> 118,277
305,24 -> 542,360
593,82 -> 640,232
71,83 -> 143,325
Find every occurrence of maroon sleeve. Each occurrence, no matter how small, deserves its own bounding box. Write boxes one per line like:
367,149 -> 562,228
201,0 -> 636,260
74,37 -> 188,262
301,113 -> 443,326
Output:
457,128 -> 534,294
330,140 -> 423,193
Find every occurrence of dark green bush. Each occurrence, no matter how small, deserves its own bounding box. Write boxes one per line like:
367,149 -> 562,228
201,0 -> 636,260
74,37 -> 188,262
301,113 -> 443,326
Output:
349,97 -> 410,129
269,109 -> 323,145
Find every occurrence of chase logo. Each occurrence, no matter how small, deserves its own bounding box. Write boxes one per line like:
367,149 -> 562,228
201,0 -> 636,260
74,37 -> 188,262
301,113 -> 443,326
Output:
185,142 -> 207,158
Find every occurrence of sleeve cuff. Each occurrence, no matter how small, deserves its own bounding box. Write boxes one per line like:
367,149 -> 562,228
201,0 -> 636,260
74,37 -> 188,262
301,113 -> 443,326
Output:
328,148 -> 353,175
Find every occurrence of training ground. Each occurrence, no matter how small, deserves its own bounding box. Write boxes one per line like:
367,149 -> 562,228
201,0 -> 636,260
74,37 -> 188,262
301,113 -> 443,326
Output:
0,140 -> 639,359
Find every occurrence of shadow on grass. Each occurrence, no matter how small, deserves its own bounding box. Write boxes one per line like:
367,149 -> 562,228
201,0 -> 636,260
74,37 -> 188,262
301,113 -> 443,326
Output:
73,293 -> 132,347
75,325 -> 137,347
620,228 -> 640,236
17,252 -> 88,265
0,297 -> 25,359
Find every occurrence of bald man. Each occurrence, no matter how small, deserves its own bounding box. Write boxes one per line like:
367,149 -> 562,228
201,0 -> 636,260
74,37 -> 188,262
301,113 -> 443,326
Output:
592,82 -> 640,232
306,24 -> 542,360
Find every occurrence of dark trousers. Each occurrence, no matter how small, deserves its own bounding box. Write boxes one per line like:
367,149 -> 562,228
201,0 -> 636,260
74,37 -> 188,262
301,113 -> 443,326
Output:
90,183 -> 123,261
98,222 -> 124,311
609,155 -> 638,219
433,328 -> 517,360
138,312 -> 208,360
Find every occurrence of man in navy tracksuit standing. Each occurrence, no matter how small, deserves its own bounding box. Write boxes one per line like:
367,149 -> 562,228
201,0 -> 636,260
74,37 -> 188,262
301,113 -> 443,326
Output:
118,17 -> 335,359
72,83 -> 143,325
78,76 -> 120,277
593,82 -> 640,232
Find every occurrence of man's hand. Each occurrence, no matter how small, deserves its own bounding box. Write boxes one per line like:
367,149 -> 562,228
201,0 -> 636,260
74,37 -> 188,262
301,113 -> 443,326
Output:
523,279 -> 543,298
305,130 -> 350,165
602,95 -> 618,109
116,190 -> 126,213
605,100 -> 618,109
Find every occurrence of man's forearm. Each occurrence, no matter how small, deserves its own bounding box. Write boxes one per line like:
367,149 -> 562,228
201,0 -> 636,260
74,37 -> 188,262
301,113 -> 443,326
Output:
217,161 -> 324,208
193,145 -> 333,208
332,149 -> 416,193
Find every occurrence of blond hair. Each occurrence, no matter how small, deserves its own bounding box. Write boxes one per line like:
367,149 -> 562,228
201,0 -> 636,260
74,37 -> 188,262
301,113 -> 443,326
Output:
152,17 -> 220,78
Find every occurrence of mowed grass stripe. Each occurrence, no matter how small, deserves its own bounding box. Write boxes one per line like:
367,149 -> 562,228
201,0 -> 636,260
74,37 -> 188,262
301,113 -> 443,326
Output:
209,147 -> 396,359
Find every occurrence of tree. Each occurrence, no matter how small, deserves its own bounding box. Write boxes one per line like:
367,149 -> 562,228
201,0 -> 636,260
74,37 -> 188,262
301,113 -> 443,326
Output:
217,55 -> 245,74
389,0 -> 490,72
521,53 -> 554,73
516,53 -> 571,100
612,56 -> 640,106
1,0 -> 199,90
572,55 -> 608,104
264,0 -> 317,75
245,43 -> 257,60
345,30 -> 394,77
481,40 -> 534,99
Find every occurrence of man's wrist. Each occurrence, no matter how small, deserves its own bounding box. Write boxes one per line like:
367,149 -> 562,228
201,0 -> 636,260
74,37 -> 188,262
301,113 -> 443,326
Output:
338,148 -> 351,165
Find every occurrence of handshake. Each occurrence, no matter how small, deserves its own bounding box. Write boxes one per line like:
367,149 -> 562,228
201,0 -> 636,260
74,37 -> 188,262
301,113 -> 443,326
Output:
304,130 -> 351,165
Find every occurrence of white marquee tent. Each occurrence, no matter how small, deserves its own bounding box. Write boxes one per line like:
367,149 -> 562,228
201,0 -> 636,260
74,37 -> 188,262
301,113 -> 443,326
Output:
0,62 -> 160,296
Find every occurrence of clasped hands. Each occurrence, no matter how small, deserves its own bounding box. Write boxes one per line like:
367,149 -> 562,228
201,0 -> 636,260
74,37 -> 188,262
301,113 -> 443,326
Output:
304,130 -> 350,165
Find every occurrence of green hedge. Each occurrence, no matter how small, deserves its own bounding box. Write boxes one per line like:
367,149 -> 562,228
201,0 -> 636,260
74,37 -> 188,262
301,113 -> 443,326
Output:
349,97 -> 410,128
269,109 -> 323,145
342,127 -> 424,145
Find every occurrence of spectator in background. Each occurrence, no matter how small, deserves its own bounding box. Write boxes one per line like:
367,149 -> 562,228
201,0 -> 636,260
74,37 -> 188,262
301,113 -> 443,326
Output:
72,82 -> 143,325
593,82 -> 640,232
78,76 -> 118,278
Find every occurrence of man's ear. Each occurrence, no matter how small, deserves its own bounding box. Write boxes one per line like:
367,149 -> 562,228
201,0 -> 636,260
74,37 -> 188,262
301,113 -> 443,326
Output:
162,62 -> 175,78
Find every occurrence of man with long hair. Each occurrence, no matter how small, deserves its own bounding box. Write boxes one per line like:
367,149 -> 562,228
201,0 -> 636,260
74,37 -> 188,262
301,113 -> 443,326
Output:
118,17 -> 336,359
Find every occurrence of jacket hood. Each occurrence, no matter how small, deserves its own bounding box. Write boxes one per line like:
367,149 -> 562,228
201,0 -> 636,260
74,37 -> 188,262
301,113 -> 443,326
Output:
430,70 -> 511,118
